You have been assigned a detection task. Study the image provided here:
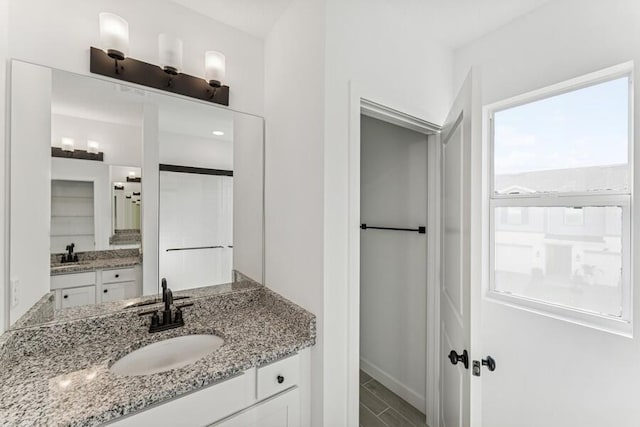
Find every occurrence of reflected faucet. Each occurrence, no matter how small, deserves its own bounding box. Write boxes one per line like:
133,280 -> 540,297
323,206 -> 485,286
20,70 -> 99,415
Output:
63,243 -> 78,263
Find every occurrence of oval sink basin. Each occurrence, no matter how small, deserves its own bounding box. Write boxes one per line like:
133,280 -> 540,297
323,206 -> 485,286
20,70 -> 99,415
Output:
110,334 -> 224,376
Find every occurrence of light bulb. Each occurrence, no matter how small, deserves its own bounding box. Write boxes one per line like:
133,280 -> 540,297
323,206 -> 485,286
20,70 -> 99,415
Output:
87,140 -> 99,154
205,51 -> 226,87
99,13 -> 129,60
61,137 -> 75,152
159,34 -> 183,75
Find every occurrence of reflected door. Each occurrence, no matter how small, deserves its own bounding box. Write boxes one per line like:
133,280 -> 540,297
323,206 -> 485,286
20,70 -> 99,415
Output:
159,170 -> 233,291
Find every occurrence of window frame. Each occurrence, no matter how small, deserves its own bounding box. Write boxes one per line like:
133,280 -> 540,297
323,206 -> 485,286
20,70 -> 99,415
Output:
485,62 -> 634,336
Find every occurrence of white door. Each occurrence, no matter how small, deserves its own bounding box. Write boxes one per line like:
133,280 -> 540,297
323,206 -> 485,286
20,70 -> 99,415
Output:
439,73 -> 474,427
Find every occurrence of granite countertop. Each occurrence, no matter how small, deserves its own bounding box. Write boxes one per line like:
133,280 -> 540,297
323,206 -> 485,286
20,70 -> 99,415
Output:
0,285 -> 316,427
50,249 -> 142,275
50,257 -> 141,275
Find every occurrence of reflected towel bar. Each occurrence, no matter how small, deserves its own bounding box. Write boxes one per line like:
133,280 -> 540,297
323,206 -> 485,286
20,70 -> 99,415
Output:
166,245 -> 225,252
360,224 -> 426,234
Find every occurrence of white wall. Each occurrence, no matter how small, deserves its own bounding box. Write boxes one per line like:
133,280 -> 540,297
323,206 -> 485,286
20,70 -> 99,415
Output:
52,114 -> 142,167
232,113 -> 264,283
159,131 -> 233,170
322,2 -> 453,424
7,0 -> 264,115
0,0 -> 8,332
9,62 -> 51,325
264,1 -> 454,424
454,1 -> 640,426
360,116 -> 428,410
264,0 -> 325,425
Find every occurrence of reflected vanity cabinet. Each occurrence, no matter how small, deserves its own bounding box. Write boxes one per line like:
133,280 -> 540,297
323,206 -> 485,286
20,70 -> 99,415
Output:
50,266 -> 142,309
108,350 -> 309,427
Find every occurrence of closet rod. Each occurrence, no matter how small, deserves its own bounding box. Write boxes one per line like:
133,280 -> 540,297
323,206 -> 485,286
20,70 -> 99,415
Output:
360,224 -> 426,234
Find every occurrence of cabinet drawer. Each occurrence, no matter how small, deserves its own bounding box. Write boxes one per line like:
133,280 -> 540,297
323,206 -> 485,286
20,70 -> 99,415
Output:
101,267 -> 137,284
256,354 -> 300,401
60,285 -> 96,309
51,271 -> 96,290
101,281 -> 140,303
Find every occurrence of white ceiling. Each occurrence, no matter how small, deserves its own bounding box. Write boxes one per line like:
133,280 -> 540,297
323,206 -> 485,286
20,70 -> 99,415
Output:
419,0 -> 553,49
172,0 -> 552,48
171,0 -> 294,38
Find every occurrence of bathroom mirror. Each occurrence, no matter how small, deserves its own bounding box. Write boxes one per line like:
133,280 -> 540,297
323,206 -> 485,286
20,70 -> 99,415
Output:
7,60 -> 264,329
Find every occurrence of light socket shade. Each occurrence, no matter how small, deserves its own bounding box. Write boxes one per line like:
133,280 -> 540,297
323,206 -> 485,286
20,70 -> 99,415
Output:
87,140 -> 100,154
159,34 -> 183,74
205,51 -> 226,87
99,12 -> 129,60
61,137 -> 75,152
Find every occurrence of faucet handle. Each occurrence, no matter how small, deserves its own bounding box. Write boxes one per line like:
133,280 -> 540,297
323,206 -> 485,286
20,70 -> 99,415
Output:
165,289 -> 173,307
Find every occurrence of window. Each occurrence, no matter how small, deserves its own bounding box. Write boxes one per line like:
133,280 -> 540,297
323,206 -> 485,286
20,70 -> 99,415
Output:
488,64 -> 633,332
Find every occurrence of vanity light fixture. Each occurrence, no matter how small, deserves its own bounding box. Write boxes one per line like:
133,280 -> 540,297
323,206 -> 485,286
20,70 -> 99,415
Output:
87,140 -> 100,154
159,34 -> 183,75
61,137 -> 75,152
205,51 -> 225,88
212,130 -> 224,136
90,14 -> 229,106
99,13 -> 129,60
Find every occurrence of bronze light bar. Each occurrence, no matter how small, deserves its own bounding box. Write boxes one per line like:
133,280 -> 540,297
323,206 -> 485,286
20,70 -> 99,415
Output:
89,47 -> 230,106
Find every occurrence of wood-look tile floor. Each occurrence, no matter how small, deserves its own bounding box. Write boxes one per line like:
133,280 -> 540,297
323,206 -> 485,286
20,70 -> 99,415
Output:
359,370 -> 430,427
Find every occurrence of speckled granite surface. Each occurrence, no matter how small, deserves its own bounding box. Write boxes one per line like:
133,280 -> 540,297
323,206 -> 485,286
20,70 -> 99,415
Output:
10,293 -> 55,329
50,250 -> 142,275
0,285 -> 315,427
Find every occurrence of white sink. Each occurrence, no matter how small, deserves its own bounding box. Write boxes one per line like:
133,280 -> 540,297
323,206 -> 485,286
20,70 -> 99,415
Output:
110,334 -> 224,376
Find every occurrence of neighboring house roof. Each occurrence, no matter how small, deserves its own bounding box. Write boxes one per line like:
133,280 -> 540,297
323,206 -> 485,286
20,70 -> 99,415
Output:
495,164 -> 628,194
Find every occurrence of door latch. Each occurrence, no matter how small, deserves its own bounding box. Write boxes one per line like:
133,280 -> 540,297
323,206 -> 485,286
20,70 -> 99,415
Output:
472,356 -> 496,377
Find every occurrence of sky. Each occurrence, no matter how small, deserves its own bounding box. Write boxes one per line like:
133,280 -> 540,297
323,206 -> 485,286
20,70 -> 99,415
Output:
494,76 -> 629,176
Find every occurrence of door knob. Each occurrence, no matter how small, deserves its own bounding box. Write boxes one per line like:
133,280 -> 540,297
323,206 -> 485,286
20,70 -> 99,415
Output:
482,356 -> 496,372
448,349 -> 469,369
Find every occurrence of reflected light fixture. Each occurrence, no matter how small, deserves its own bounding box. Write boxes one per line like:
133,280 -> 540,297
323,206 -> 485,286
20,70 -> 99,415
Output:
212,130 -> 224,136
159,34 -> 183,75
99,13 -> 129,60
87,140 -> 100,154
61,137 -> 75,152
129,171 -> 136,177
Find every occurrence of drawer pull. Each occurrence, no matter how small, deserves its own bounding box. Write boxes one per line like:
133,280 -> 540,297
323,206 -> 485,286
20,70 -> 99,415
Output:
63,294 -> 68,299
115,274 -> 120,278
103,289 -> 108,293
277,375 -> 284,384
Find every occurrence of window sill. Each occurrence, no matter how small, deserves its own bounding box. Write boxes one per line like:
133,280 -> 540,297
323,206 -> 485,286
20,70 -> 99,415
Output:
485,290 -> 633,338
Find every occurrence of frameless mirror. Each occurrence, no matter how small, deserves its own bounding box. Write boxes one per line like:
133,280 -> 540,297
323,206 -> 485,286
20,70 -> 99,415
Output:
7,60 -> 264,329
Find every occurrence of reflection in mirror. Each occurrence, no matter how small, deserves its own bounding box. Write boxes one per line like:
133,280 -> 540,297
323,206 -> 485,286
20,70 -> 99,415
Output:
110,166 -> 142,246
7,60 -> 264,330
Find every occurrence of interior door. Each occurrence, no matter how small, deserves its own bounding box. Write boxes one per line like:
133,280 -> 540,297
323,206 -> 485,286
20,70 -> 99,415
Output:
439,73 -> 474,427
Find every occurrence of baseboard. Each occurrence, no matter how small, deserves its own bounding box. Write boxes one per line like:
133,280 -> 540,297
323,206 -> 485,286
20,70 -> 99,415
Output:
360,357 -> 426,412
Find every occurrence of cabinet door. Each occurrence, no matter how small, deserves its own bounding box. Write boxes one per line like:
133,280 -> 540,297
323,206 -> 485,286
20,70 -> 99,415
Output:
60,285 -> 96,308
212,388 -> 300,427
101,281 -> 139,303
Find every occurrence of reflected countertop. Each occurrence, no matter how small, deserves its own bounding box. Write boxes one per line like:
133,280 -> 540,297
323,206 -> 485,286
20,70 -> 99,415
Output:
0,283 -> 316,426
50,249 -> 142,276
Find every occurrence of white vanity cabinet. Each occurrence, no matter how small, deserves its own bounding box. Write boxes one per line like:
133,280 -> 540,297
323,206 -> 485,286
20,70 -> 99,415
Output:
106,350 -> 310,427
51,266 -> 142,309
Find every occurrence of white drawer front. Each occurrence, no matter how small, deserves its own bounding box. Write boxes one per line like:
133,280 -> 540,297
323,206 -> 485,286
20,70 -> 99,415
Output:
101,267 -> 137,284
51,271 -> 96,290
101,281 -> 140,303
60,285 -> 96,308
107,370 -> 256,426
256,354 -> 300,401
